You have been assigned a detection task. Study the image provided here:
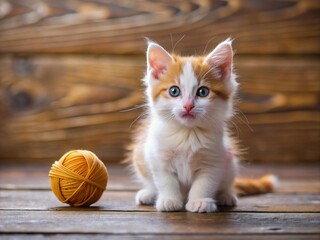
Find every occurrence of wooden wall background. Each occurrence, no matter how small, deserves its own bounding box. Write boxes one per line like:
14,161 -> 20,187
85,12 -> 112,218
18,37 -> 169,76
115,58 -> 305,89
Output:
0,0 -> 319,164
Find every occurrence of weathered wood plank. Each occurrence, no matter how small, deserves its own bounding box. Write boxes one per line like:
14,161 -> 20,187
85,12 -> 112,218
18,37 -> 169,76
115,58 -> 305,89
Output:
0,0 -> 319,54
1,190 -> 319,213
0,164 -> 136,191
238,164 -> 320,179
0,211 -> 319,234
0,55 -> 144,163
1,55 -> 319,163
0,164 -> 319,192
0,164 -> 319,238
1,234 -> 319,240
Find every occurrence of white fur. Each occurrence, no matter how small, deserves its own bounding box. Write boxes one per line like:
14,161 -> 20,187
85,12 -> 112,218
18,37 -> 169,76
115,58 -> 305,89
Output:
180,60 -> 198,97
136,40 -> 239,213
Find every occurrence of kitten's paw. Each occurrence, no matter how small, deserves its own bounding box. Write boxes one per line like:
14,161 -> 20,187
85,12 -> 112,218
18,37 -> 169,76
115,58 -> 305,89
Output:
216,192 -> 238,207
186,198 -> 217,213
135,189 -> 157,205
156,197 -> 183,212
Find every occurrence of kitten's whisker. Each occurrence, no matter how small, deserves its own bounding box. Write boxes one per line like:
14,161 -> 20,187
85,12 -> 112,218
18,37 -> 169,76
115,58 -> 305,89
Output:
199,65 -> 216,81
196,65 -> 215,82
162,115 -> 174,122
229,119 -> 241,138
202,36 -> 216,55
233,115 -> 252,133
170,33 -> 174,53
172,34 -> 186,53
233,109 -> 253,132
121,104 -> 148,112
201,114 -> 218,129
129,112 -> 148,129
234,108 -> 249,124
238,111 -> 253,132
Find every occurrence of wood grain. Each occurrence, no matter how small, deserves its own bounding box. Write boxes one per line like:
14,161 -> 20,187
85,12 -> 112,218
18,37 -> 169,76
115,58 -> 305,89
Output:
1,211 -> 319,234
0,164 -> 136,191
0,164 -> 319,193
1,190 -> 319,213
0,164 -> 319,239
0,55 -> 144,162
0,55 -> 319,163
1,234 -> 319,240
0,0 -> 319,54
0,210 -> 320,234
0,1 -> 319,239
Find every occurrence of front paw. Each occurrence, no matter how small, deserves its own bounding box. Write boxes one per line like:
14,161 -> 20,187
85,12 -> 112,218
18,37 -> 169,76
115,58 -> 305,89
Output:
136,189 -> 157,205
156,196 -> 183,212
216,192 -> 238,207
186,198 -> 217,213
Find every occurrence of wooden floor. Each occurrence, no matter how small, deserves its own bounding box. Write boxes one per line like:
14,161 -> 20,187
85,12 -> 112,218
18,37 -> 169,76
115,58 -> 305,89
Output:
0,163 -> 319,240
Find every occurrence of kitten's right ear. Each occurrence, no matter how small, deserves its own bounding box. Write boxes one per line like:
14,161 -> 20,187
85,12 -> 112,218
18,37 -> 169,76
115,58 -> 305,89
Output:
147,42 -> 173,80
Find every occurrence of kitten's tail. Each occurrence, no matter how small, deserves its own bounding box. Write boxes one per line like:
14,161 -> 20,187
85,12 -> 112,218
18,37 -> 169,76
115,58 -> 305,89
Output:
234,174 -> 278,196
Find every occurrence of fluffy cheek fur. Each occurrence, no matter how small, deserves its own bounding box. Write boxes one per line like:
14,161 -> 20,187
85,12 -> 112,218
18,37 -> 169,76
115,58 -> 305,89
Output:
206,98 -> 231,124
151,95 -> 175,119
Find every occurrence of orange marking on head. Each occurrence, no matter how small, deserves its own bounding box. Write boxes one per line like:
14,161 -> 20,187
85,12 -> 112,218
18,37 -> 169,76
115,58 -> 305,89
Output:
151,54 -> 230,101
151,57 -> 183,101
191,56 -> 230,100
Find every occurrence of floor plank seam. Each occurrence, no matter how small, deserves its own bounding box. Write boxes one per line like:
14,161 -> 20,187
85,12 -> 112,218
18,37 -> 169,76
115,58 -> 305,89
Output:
1,209 -> 320,214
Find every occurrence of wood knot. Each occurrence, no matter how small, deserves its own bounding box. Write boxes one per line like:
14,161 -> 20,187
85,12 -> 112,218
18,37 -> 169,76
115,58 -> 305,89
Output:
11,90 -> 33,109
5,80 -> 47,112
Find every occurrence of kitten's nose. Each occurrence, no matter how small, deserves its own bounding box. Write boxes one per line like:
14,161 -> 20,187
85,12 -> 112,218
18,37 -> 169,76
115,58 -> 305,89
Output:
184,103 -> 194,113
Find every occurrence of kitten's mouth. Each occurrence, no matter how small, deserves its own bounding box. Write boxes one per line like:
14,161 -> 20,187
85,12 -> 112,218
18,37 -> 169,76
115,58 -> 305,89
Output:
181,112 -> 196,120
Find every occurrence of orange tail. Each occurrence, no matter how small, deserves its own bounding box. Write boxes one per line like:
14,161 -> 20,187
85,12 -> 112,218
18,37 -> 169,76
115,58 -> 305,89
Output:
234,174 -> 278,196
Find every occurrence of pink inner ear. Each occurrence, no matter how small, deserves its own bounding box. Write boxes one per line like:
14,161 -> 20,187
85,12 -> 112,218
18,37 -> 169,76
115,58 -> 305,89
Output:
149,60 -> 167,79
206,57 -> 231,80
218,59 -> 231,80
147,43 -> 173,80
151,65 -> 166,79
204,41 -> 233,80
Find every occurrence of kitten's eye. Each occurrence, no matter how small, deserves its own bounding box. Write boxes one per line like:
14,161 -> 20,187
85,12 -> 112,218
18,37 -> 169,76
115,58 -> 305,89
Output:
197,86 -> 210,97
169,86 -> 181,97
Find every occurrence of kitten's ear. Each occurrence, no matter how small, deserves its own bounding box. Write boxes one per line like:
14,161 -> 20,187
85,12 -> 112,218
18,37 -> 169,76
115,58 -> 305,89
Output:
147,42 -> 173,80
204,39 -> 233,80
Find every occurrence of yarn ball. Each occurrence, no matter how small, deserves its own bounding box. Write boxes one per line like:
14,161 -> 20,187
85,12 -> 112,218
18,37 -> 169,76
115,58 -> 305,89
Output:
49,150 -> 108,207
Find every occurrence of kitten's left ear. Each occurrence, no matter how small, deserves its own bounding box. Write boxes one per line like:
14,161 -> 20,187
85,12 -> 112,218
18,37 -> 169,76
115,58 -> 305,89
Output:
147,42 -> 173,80
204,39 -> 233,80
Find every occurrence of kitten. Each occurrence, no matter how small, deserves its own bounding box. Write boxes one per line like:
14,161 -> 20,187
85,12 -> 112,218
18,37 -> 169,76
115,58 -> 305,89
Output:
128,39 -> 276,213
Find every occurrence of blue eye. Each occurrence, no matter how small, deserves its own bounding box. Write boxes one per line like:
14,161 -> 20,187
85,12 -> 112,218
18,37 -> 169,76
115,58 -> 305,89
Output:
169,86 -> 181,97
197,87 -> 209,97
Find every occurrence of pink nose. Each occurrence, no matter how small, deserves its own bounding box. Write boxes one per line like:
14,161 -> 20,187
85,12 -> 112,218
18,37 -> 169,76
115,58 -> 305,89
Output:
184,104 -> 194,113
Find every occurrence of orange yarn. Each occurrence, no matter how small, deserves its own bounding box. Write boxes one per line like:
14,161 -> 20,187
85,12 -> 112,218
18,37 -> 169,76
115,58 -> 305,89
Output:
49,150 -> 108,207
